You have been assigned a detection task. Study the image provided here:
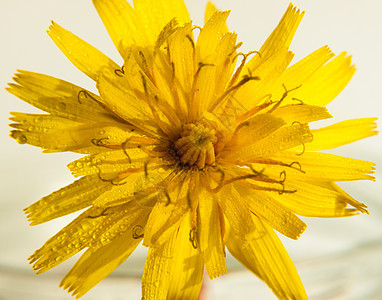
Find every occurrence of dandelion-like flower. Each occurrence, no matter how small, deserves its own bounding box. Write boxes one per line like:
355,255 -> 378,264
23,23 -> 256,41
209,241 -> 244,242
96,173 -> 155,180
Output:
8,0 -> 377,299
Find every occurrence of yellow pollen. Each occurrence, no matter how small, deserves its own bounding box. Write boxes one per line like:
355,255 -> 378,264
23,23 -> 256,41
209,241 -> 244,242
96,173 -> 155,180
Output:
174,123 -> 218,169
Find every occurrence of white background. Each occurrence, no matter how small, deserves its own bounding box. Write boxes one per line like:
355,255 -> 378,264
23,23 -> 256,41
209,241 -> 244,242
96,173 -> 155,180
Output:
0,0 -> 381,299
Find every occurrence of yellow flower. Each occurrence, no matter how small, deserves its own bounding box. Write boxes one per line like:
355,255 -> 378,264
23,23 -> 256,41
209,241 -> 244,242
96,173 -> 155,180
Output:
7,0 -> 377,299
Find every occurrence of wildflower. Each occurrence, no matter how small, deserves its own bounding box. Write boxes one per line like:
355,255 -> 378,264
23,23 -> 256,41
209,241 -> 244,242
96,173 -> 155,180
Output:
8,0 -> 377,299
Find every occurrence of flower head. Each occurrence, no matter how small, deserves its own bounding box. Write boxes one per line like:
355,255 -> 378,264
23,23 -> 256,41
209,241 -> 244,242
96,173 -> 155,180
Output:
8,0 -> 377,299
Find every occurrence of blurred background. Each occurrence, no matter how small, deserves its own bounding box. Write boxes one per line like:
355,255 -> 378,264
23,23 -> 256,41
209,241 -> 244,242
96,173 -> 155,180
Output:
1,0 -> 381,299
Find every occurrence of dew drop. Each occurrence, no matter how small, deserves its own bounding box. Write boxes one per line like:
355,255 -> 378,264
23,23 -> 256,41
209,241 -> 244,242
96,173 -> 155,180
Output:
16,134 -> 27,144
56,102 -> 67,111
34,116 -> 43,123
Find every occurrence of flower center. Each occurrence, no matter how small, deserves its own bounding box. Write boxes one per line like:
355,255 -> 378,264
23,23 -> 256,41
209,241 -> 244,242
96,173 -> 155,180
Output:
174,123 -> 218,169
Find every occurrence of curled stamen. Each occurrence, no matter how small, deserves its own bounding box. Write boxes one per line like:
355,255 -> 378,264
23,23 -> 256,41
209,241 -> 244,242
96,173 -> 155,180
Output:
292,121 -> 309,156
268,84 -> 302,113
288,161 -> 305,173
234,50 -> 261,62
279,170 -> 287,183
277,171 -> 297,195
87,208 -> 111,219
189,229 -> 198,249
140,71 -> 148,96
210,74 -> 260,112
132,225 -> 145,239
114,66 -> 125,77
144,161 -> 149,178
195,62 -> 215,76
292,97 -> 304,105
192,25 -> 202,33
97,170 -> 128,186
77,89 -> 98,104
139,51 -> 155,83
121,138 -> 132,163
242,158 -> 305,175
186,34 -> 195,49
296,141 -> 306,156
91,138 -> 109,147
249,166 -> 265,177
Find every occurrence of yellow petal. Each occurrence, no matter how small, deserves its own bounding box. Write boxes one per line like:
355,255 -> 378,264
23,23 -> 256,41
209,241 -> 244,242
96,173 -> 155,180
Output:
271,104 -> 332,125
166,213 -> 204,299
60,229 -> 141,298
232,50 -> 294,112
47,22 -> 119,81
10,112 -> 80,132
28,206 -> 113,274
226,215 -> 308,300
68,149 -> 149,177
133,0 -> 190,45
197,32 -> 238,116
143,185 -> 189,247
141,229 -> 176,300
246,4 -> 304,72
205,2 -> 229,32
223,122 -> 312,161
151,39 -> 189,128
270,46 -> 335,104
92,0 -> 150,56
24,175 -> 110,225
288,52 -> 355,106
274,179 -> 362,217
7,71 -> 114,122
92,167 -> 178,207
166,23 -> 195,119
198,188 -> 227,279
96,67 -> 158,134
10,119 -> 133,154
320,182 -> 369,214
30,201 -> 150,275
229,113 -> 286,149
217,185 -> 256,246
270,151 -> 376,182
196,10 -> 230,63
234,185 -> 307,240
305,118 -> 378,151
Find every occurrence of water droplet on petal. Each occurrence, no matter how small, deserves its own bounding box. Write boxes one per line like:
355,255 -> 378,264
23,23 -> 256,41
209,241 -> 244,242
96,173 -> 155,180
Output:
56,102 -> 67,111
16,134 -> 27,144
34,116 -> 43,123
